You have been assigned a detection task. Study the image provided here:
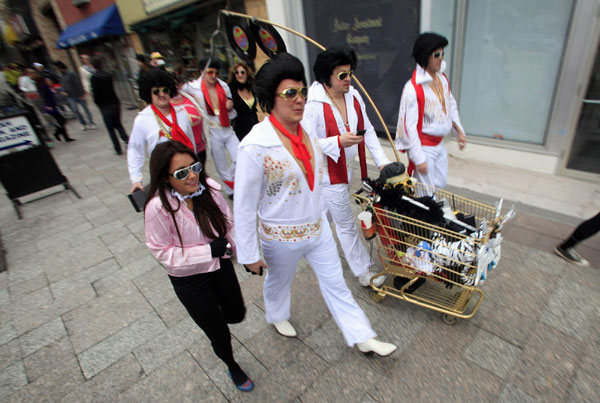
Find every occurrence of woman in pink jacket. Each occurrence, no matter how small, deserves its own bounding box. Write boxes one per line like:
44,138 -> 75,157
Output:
144,141 -> 254,392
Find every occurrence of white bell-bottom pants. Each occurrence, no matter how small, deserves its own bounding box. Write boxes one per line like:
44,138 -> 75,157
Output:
207,126 -> 239,195
413,142 -> 448,190
322,184 -> 371,277
260,217 -> 376,346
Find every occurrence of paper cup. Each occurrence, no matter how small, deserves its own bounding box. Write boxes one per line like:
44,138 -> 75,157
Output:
358,211 -> 372,229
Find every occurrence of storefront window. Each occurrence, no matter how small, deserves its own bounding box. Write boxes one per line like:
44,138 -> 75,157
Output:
457,0 -> 573,144
429,0 -> 455,79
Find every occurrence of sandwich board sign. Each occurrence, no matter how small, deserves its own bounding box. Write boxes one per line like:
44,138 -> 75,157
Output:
0,115 -> 40,157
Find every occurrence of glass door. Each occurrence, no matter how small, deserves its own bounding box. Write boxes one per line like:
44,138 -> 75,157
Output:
566,42 -> 600,174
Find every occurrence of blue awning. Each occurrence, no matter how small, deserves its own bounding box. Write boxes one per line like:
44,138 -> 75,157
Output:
56,5 -> 125,49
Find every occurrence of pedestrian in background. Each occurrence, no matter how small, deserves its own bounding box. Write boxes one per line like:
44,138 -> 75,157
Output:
144,141 -> 254,392
555,212 -> 600,267
55,61 -> 96,131
79,54 -> 94,94
32,69 -> 74,142
227,62 -> 259,141
90,56 -> 128,155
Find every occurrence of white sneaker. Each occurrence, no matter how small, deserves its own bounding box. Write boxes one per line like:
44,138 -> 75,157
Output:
89,123 -> 97,130
357,338 -> 397,357
273,320 -> 297,337
81,125 -> 88,131
358,270 -> 387,288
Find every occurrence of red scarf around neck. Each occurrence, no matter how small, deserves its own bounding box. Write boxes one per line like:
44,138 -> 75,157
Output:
201,79 -> 229,127
269,114 -> 314,191
151,104 -> 194,150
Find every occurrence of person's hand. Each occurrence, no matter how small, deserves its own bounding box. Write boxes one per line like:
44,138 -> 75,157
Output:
457,131 -> 467,150
209,238 -> 229,258
339,132 -> 364,148
130,182 -> 144,193
244,260 -> 267,276
416,161 -> 428,175
226,99 -> 234,111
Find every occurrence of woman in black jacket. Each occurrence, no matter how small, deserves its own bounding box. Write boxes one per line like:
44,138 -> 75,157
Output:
227,62 -> 259,141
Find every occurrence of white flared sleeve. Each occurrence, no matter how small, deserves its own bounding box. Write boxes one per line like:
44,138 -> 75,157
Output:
127,117 -> 147,184
355,91 -> 390,168
395,84 -> 426,166
448,90 -> 465,137
302,101 -> 341,162
233,145 -> 264,265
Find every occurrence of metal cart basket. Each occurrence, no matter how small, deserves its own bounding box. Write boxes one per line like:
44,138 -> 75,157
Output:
354,180 -> 513,324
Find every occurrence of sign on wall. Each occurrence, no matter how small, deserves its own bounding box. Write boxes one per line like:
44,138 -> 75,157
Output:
0,116 -> 40,157
303,0 -> 420,134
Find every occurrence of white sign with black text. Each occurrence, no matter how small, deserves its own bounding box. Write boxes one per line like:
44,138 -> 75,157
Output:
0,116 -> 40,157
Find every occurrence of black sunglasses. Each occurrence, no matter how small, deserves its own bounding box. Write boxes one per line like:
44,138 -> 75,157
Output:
152,87 -> 170,96
170,162 -> 202,180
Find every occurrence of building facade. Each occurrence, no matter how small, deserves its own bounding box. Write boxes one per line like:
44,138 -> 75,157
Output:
267,0 -> 600,181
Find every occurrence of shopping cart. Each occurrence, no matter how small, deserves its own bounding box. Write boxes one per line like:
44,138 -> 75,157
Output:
354,176 -> 514,324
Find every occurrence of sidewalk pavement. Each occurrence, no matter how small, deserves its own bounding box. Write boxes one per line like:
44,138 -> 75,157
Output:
0,105 -> 598,402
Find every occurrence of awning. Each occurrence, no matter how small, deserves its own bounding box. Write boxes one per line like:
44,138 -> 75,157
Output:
56,5 -> 125,49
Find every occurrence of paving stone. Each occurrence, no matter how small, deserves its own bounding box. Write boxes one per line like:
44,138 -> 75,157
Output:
0,361 -> 28,400
43,238 -> 113,283
4,357 -> 85,403
228,302 -> 268,344
470,299 -> 533,347
154,296 -> 189,328
540,277 -> 600,341
116,350 -> 227,402
23,336 -> 77,382
18,317 -> 66,357
0,322 -> 17,345
509,322 -> 582,403
567,338 -> 600,403
497,383 -> 543,403
132,265 -> 175,308
77,312 -> 166,379
105,233 -> 142,256
0,339 -> 21,372
113,242 -> 154,268
60,354 -> 144,403
132,317 -> 204,374
63,282 -> 154,354
304,317 -> 347,364
49,258 -> 120,299
463,328 -> 521,379
69,219 -> 126,246
186,331 -> 242,373
92,254 -> 158,296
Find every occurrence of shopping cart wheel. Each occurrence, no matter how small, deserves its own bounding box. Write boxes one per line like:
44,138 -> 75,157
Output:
442,313 -> 457,325
369,291 -> 385,303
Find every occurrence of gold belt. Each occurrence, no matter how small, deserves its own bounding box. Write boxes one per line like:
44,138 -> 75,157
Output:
259,218 -> 322,242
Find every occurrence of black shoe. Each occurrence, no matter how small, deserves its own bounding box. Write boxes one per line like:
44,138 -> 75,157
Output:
554,245 -> 590,267
115,150 -> 123,155
54,134 -> 62,142
65,138 -> 76,142
228,194 -> 234,201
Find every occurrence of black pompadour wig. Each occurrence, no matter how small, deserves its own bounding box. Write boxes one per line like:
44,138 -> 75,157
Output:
254,52 -> 306,114
313,46 -> 357,87
412,32 -> 448,69
198,58 -> 221,71
139,69 -> 177,104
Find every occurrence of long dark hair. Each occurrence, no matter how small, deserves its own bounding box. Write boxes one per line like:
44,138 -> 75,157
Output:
144,141 -> 229,249
227,61 -> 254,90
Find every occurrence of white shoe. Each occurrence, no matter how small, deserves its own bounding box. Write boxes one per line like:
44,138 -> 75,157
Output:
358,270 -> 387,288
273,320 -> 297,337
89,123 -> 97,130
357,338 -> 397,357
81,125 -> 88,131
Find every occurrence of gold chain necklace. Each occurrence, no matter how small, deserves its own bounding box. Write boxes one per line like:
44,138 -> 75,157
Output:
430,75 -> 446,113
153,110 -> 172,139
324,87 -> 349,128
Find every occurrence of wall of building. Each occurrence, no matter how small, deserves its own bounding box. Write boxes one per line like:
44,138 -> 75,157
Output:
29,0 -> 72,67
56,0 -> 115,25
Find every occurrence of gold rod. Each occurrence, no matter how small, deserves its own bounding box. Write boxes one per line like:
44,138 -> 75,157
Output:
220,9 -> 402,162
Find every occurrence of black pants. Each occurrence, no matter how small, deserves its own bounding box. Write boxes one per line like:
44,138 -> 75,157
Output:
562,211 -> 600,249
100,105 -> 129,153
46,109 -> 70,141
169,259 -> 245,369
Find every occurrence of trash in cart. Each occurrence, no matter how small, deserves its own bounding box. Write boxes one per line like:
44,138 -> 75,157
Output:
353,162 -> 515,324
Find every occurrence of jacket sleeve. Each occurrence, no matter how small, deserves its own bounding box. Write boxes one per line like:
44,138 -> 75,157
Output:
127,117 -> 146,183
355,91 -> 390,168
144,202 -> 215,274
301,101 -> 341,162
233,145 -> 264,264
448,89 -> 465,137
395,84 -> 425,166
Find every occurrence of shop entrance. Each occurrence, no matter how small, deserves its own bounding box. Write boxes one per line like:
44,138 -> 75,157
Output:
566,41 -> 600,175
